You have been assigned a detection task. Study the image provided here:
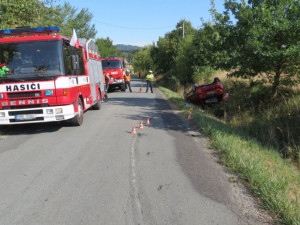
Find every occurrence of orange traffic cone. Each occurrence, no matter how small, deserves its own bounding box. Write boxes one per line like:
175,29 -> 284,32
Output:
131,126 -> 137,134
138,121 -> 144,129
139,87 -> 142,93
187,111 -> 192,120
145,118 -> 150,126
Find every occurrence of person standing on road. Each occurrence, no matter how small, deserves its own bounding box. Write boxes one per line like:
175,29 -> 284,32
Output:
124,70 -> 132,92
145,70 -> 154,93
104,72 -> 110,101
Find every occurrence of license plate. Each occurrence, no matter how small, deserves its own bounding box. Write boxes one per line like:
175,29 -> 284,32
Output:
207,91 -> 216,95
205,98 -> 218,103
15,114 -> 36,121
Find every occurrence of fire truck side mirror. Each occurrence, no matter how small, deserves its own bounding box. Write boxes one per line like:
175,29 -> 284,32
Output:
71,55 -> 79,71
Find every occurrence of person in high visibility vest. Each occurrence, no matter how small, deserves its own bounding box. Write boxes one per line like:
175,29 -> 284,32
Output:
145,70 -> 154,93
0,63 -> 9,77
124,70 -> 132,92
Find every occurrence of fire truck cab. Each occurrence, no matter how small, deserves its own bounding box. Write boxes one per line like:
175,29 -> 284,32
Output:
0,26 -> 105,126
101,57 -> 126,92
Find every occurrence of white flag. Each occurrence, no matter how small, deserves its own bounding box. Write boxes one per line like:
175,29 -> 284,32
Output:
70,29 -> 79,48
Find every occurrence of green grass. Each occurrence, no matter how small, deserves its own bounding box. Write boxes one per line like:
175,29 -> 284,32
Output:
218,80 -> 300,163
159,86 -> 300,225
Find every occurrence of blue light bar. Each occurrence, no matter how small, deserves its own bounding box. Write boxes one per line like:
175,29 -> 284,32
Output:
0,26 -> 61,36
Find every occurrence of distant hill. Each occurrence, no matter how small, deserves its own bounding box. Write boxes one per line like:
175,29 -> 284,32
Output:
115,44 -> 142,53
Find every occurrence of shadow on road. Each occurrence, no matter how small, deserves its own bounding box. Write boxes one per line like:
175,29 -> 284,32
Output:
108,95 -> 196,137
0,122 -> 64,136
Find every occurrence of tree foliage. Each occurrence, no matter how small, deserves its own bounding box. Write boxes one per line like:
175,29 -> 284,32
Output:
132,46 -> 153,73
0,0 -> 97,40
150,20 -> 195,75
171,34 -> 194,85
95,37 -> 120,57
55,2 -> 96,39
150,37 -> 174,74
0,0 -> 58,29
192,21 -> 227,83
219,0 -> 300,96
133,1 -> 300,96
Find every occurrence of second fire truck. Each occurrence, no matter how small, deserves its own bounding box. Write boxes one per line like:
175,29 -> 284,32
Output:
101,57 -> 126,92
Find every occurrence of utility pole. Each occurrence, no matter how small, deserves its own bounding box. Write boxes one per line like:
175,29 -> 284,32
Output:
178,21 -> 185,38
182,21 -> 185,38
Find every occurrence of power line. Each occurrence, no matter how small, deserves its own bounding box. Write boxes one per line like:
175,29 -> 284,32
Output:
93,19 -> 174,30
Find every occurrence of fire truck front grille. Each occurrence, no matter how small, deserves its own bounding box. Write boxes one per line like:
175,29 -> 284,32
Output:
3,104 -> 48,110
7,91 -> 42,99
8,109 -> 43,116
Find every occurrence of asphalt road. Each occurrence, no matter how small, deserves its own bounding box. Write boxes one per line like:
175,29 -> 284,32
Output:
0,78 -> 271,225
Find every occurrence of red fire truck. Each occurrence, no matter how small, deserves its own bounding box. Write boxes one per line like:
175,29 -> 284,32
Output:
0,26 -> 105,126
101,57 -> 126,92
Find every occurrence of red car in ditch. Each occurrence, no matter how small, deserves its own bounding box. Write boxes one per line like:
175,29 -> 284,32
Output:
184,77 -> 224,106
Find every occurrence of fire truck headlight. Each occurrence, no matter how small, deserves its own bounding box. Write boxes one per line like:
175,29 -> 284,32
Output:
45,90 -> 53,96
46,109 -> 54,114
55,108 -> 63,114
0,112 -> 5,117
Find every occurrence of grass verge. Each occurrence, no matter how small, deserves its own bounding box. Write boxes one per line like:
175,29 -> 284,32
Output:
159,86 -> 300,225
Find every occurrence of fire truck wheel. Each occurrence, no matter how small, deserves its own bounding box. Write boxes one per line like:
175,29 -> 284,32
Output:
70,98 -> 84,126
92,90 -> 102,110
121,86 -> 126,92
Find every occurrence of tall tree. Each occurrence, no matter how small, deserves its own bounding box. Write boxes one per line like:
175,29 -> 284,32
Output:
171,34 -> 194,85
151,20 -> 195,74
54,2 -> 96,39
151,37 -> 174,73
217,0 -> 300,97
192,21 -> 228,83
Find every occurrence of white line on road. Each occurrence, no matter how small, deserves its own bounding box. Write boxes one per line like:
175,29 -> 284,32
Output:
129,135 -> 144,225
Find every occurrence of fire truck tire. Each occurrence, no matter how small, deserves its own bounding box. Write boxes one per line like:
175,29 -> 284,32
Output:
70,98 -> 84,126
92,90 -> 102,110
121,85 -> 126,92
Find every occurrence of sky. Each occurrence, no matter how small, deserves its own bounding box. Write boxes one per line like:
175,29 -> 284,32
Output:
56,0 -> 226,47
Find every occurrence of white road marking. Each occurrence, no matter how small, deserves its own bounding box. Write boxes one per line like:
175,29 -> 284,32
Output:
129,136 -> 144,225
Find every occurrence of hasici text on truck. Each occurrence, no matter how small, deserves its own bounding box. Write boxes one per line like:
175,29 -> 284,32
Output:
101,57 -> 126,92
0,26 -> 105,126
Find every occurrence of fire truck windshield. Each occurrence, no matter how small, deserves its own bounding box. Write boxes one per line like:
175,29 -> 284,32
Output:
101,59 -> 122,69
0,40 -> 63,81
